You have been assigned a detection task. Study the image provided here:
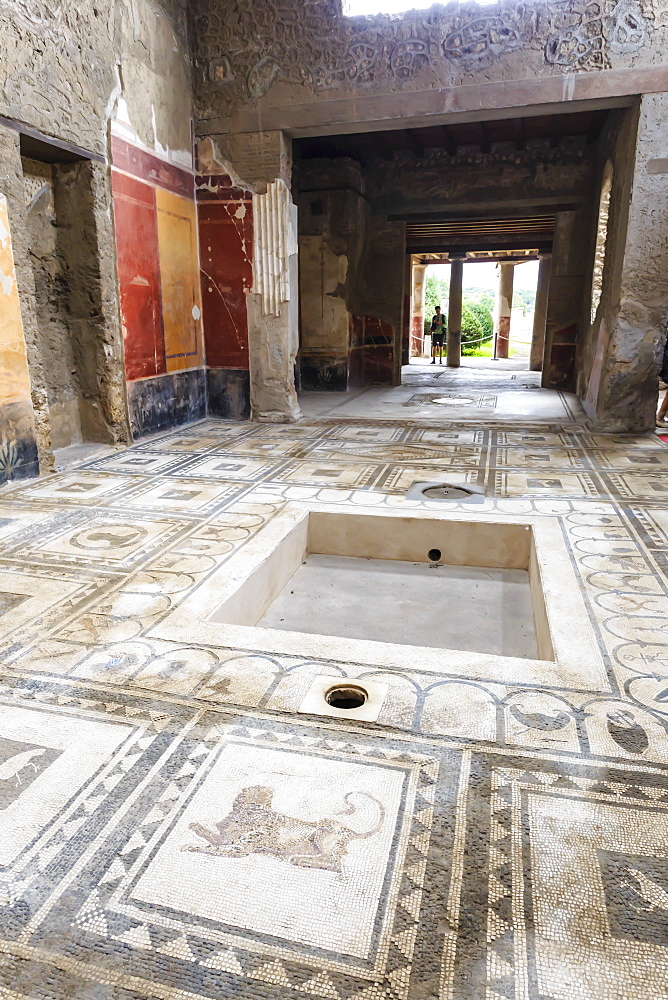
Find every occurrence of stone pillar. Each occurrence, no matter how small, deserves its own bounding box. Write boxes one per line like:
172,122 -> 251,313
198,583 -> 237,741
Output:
401,253 -> 411,365
411,261 -> 427,357
56,160 -> 130,444
589,94 -> 668,431
447,258 -> 463,368
529,255 -> 552,372
248,178 -> 301,421
495,262 -> 515,359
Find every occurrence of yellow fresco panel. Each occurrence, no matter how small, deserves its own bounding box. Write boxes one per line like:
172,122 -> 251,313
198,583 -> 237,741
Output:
0,194 -> 32,406
155,188 -> 203,373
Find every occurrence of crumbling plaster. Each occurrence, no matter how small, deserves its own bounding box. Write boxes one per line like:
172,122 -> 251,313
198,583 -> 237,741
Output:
22,158 -> 81,450
200,134 -> 301,421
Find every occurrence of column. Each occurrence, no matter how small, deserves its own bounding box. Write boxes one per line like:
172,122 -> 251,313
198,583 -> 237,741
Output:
494,262 -> 515,359
585,94 -> 668,431
529,255 -> 552,371
411,261 -> 427,357
247,178 -> 301,421
401,253 -> 411,365
447,257 -> 463,368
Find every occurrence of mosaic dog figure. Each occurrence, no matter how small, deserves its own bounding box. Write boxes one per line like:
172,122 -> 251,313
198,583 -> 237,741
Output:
182,784 -> 385,871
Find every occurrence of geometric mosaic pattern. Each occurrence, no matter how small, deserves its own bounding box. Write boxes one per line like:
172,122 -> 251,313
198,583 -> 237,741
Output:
0,363 -> 668,997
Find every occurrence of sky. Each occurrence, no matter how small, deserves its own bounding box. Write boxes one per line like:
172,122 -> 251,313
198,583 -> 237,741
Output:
426,259 -> 539,293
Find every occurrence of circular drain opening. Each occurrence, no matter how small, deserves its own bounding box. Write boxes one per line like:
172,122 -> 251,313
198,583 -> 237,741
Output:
428,548 -> 442,562
423,484 -> 473,500
325,684 -> 368,710
432,396 -> 475,406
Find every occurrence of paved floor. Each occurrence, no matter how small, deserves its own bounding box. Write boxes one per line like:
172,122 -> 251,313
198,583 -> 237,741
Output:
0,363 -> 667,1000
300,357 -> 583,423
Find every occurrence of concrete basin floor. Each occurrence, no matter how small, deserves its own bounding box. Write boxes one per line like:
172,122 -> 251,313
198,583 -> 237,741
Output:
258,553 -> 538,657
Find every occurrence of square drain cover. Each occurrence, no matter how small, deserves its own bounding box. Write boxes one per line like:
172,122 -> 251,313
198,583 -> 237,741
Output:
299,675 -> 389,723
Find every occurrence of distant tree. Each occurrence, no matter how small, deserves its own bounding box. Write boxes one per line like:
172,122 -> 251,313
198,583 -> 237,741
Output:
513,289 -> 536,314
466,299 -> 494,342
461,303 -> 484,349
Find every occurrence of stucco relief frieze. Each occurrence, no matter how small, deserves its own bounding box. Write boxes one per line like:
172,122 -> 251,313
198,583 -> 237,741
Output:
193,0 -> 655,112
545,0 -> 650,68
442,15 -> 527,70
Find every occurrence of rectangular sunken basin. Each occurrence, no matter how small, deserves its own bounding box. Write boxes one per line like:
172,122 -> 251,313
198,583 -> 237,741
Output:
151,504 -> 608,690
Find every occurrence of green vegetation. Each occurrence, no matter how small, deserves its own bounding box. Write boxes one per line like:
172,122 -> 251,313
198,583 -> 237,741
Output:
513,288 -> 536,314
423,274 -> 495,354
424,274 -> 449,335
422,271 -> 534,356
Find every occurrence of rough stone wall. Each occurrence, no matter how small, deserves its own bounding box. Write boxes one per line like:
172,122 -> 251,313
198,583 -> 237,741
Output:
56,161 -> 129,444
593,92 -> 668,431
296,157 -> 369,389
577,106 -> 638,412
190,0 -> 665,130
0,0 -> 190,160
22,157 -> 82,450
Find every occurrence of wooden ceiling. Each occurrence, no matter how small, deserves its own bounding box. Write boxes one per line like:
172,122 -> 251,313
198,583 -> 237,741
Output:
405,215 -> 555,254
295,109 -> 607,163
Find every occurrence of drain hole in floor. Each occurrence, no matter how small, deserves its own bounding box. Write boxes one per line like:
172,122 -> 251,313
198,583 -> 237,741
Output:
428,548 -> 442,562
422,485 -> 473,500
325,685 -> 368,710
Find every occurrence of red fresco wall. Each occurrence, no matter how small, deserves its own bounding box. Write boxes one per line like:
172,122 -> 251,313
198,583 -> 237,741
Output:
348,314 -> 394,387
111,170 -> 165,380
196,176 -> 253,370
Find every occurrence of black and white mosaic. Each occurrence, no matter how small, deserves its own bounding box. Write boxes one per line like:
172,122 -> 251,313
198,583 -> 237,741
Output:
0,367 -> 667,997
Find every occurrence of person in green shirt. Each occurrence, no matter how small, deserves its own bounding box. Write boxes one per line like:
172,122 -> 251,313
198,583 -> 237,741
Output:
430,305 -> 446,364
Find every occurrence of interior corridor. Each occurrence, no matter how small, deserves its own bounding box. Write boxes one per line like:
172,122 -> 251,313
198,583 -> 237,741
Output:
300,356 -> 583,422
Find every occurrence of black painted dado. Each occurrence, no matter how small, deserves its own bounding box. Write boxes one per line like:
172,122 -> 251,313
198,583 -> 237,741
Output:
127,369 -> 207,439
300,357 -> 348,391
207,367 -> 250,420
0,401 -> 40,484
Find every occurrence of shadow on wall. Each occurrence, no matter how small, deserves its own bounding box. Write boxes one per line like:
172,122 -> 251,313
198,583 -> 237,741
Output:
0,192 -> 39,484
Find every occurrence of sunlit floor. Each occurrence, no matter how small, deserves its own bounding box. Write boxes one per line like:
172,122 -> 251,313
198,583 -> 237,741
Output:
299,356 -> 584,423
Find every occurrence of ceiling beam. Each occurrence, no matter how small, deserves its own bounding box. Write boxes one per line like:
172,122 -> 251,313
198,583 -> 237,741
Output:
440,125 -> 457,156
406,239 -> 553,253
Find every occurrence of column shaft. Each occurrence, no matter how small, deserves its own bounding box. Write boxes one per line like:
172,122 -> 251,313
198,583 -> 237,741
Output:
447,258 -> 463,368
495,263 -> 515,360
529,256 -> 552,372
411,262 -> 427,357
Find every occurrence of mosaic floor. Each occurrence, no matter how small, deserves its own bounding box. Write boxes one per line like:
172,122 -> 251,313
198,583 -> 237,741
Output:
0,368 -> 668,1000
300,358 -> 581,423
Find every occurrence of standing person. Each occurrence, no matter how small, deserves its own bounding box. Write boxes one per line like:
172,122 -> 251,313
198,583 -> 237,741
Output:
430,305 -> 446,365
657,336 -> 668,428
